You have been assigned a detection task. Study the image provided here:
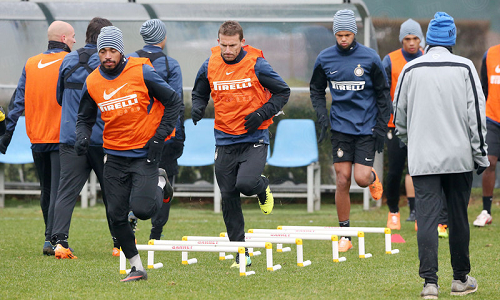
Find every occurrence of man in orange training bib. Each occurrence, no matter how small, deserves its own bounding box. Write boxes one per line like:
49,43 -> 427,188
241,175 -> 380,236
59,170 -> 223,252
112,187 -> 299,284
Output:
75,26 -> 181,282
191,20 -> 290,268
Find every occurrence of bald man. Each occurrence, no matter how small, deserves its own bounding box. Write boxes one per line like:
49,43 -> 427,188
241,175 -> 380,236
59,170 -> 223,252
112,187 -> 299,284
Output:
0,20 -> 75,255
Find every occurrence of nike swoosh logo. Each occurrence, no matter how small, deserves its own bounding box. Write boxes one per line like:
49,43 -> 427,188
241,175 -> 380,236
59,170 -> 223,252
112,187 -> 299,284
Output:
496,65 -> 500,73
103,83 -> 128,100
330,71 -> 338,74
254,144 -> 263,148
226,71 -> 235,75
37,59 -> 62,69
365,158 -> 373,162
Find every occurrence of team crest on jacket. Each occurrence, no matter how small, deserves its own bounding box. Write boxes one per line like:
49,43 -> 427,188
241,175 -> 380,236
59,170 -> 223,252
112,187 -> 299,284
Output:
354,64 -> 364,77
337,148 -> 344,158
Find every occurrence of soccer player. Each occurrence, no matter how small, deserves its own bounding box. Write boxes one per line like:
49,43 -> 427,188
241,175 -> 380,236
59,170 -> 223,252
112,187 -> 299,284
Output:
382,19 -> 424,230
475,40 -> 500,227
393,12 -> 487,298
75,26 -> 181,282
310,10 -> 391,252
0,21 -> 75,255
191,20 -> 290,268
127,19 -> 184,241
51,17 -> 117,259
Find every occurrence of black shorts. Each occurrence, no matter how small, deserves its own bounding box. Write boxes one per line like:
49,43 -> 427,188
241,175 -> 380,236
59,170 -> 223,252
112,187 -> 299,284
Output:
330,130 -> 375,166
486,121 -> 500,158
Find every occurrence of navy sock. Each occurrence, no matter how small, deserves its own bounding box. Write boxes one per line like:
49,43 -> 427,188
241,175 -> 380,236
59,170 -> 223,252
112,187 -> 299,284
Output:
408,197 -> 415,212
339,220 -> 351,241
483,196 -> 492,215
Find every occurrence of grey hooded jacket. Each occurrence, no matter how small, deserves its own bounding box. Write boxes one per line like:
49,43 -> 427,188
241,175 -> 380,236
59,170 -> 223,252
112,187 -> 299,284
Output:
393,46 -> 489,176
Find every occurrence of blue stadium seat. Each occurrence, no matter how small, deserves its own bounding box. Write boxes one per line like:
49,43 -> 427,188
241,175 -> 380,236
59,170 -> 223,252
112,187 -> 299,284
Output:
0,116 -> 37,207
178,118 -> 215,167
176,118 -> 221,212
267,119 -> 321,212
0,116 -> 33,164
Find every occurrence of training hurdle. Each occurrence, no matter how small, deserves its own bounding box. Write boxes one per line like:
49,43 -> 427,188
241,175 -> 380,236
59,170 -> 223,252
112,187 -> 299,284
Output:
277,226 -> 399,254
149,239 -> 281,271
181,235 -> 261,259
119,244 -> 255,276
245,230 -> 371,259
189,235 -> 313,267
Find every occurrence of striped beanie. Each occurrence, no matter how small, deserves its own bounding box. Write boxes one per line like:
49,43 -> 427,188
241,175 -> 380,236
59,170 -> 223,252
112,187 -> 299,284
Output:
333,9 -> 357,35
97,26 -> 124,54
140,19 -> 167,45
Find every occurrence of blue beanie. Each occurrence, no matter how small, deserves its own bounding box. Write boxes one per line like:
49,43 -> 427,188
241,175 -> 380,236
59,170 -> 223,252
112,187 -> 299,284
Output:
426,12 -> 456,46
97,26 -> 124,54
333,9 -> 357,35
140,19 -> 167,45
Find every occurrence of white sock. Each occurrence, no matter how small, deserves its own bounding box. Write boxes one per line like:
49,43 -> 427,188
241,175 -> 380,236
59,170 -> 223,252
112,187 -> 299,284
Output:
128,254 -> 144,271
158,176 -> 166,189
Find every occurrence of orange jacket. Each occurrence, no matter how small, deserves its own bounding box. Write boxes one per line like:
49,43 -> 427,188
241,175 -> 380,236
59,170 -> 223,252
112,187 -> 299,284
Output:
387,49 -> 410,128
207,45 -> 272,135
86,57 -> 165,150
24,51 -> 67,143
486,44 -> 500,123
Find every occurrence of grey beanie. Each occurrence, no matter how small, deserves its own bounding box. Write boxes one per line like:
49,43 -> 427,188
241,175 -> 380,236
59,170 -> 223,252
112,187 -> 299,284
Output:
333,9 -> 357,35
140,19 -> 167,45
97,26 -> 124,54
399,18 -> 424,43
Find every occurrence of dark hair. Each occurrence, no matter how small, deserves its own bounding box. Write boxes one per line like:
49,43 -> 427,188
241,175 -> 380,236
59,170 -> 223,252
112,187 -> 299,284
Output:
86,17 -> 112,44
218,20 -> 244,41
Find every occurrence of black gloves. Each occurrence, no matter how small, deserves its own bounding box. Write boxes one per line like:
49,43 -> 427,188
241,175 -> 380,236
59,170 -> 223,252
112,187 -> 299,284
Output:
317,114 -> 329,143
0,106 -> 6,136
474,162 -> 487,175
372,127 -> 386,153
244,111 -> 264,134
146,135 -> 164,163
74,137 -> 89,156
191,106 -> 205,125
0,130 -> 13,154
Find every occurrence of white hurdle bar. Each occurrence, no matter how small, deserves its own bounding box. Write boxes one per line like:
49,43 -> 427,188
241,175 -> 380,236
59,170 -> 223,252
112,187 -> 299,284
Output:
245,230 -> 371,259
277,226 -> 399,254
181,235 -> 261,259
119,244 -> 255,276
185,235 -> 312,267
150,239 -> 281,271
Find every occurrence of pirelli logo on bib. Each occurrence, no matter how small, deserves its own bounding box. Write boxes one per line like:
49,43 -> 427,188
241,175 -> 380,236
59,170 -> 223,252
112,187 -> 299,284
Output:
98,94 -> 139,112
213,78 -> 252,91
330,80 -> 365,91
490,76 -> 500,85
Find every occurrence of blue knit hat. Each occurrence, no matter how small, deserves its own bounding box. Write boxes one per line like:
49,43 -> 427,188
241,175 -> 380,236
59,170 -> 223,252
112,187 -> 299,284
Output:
333,9 -> 357,35
140,19 -> 167,45
97,26 -> 124,54
426,12 -> 456,46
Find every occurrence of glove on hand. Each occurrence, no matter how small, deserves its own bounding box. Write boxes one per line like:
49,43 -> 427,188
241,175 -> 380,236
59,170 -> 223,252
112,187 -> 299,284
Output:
474,162 -> 487,175
317,114 -> 329,143
372,127 -> 386,153
146,136 -> 164,163
0,130 -> 13,154
191,106 -> 205,125
244,111 -> 264,134
0,107 -> 5,136
74,137 -> 89,156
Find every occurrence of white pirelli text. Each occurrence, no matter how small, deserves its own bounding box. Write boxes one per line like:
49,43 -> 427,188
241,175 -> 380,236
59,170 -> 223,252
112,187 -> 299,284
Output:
213,78 -> 252,91
98,94 -> 138,112
330,80 -> 365,91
